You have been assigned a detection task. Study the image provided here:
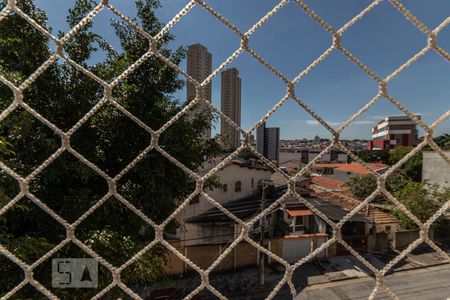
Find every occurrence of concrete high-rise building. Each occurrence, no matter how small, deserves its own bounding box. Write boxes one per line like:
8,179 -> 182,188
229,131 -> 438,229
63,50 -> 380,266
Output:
256,122 -> 266,155
187,43 -> 212,101
256,122 -> 280,161
186,43 -> 212,139
368,115 -> 421,150
266,127 -> 280,161
221,68 -> 241,148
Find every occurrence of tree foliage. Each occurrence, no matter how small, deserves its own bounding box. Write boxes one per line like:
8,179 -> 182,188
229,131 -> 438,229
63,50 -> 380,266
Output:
344,173 -> 410,200
0,0 -> 220,296
433,134 -> 450,150
386,134 -> 450,183
344,174 -> 378,200
345,174 -> 449,231
354,149 -> 389,163
355,135 -> 450,184
387,146 -> 413,165
387,146 -> 422,182
392,182 -> 450,230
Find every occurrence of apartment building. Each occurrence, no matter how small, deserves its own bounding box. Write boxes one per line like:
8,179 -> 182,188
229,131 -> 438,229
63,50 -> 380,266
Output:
279,148 -> 348,164
256,122 -> 280,161
368,115 -> 421,150
186,43 -> 212,139
221,68 -> 241,149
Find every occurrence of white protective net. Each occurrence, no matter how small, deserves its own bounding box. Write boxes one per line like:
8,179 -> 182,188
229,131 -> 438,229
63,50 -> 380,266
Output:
0,0 -> 449,299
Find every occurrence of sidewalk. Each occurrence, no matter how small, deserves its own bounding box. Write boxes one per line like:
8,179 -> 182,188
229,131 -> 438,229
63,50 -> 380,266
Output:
144,246 -> 449,299
297,246 -> 449,287
295,264 -> 450,300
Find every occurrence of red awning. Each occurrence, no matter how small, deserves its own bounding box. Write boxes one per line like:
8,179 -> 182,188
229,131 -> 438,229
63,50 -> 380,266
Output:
287,209 -> 314,217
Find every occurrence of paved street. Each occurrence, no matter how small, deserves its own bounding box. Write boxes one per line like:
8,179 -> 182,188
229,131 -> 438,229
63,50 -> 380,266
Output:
164,248 -> 449,299
295,265 -> 450,300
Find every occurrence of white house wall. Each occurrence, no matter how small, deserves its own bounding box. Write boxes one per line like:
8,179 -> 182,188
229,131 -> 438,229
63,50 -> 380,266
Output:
422,151 -> 450,189
178,164 -> 272,223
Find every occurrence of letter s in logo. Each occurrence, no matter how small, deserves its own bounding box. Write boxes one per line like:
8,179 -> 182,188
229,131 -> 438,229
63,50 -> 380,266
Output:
57,260 -> 72,285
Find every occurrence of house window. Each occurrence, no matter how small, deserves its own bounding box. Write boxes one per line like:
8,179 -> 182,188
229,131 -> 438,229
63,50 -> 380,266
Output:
235,181 -> 242,192
190,195 -> 200,205
223,184 -> 228,192
290,216 -> 306,233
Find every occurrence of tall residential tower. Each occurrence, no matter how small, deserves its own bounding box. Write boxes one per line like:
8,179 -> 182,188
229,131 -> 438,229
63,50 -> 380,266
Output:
221,68 -> 241,149
186,43 -> 212,139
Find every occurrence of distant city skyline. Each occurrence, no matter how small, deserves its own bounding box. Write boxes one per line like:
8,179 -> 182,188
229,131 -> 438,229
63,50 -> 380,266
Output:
35,0 -> 450,139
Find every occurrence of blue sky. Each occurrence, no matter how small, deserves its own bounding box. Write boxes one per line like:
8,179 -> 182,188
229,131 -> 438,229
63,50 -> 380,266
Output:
35,0 -> 450,139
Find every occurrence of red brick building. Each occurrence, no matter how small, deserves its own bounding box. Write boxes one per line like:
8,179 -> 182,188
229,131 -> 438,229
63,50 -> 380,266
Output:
368,115 -> 421,150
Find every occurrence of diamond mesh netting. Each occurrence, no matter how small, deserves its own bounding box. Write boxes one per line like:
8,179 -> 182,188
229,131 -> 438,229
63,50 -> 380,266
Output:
0,0 -> 449,299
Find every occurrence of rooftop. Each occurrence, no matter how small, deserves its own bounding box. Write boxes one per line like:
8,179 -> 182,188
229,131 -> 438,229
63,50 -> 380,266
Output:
284,195 -> 371,223
312,190 -> 399,224
279,159 -> 301,164
188,190 -> 374,224
310,176 -> 345,190
199,157 -> 271,175
312,162 -> 388,174
186,193 -> 273,223
380,115 -> 421,123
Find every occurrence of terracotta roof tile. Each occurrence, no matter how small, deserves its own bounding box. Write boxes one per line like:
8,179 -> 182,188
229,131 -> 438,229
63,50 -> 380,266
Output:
311,176 -> 345,190
312,190 -> 399,224
280,159 -> 301,164
312,163 -> 388,174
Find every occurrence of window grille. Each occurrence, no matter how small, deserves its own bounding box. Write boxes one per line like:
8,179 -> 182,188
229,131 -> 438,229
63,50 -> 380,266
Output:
235,181 -> 242,193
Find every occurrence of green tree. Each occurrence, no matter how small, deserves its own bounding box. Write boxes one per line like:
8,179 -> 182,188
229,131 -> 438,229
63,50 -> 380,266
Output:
433,134 -> 450,150
386,135 -> 450,183
344,173 -> 410,200
354,149 -> 389,163
345,174 -> 449,231
388,146 -> 413,165
0,0 -> 220,297
392,182 -> 450,230
238,148 -> 259,160
344,174 -> 378,200
387,146 -> 422,182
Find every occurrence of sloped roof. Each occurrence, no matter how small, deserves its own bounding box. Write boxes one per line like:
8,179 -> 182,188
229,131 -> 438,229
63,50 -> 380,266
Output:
186,194 -> 274,223
283,196 -> 370,223
312,190 -> 399,224
189,192 -> 371,224
198,157 -> 271,176
187,188 -> 397,225
312,163 -> 388,174
287,209 -> 314,217
306,197 -> 370,223
280,159 -> 301,164
311,176 -> 345,190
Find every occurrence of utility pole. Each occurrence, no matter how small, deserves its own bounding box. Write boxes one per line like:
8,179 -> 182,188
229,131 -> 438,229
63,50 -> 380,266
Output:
258,181 -> 267,287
